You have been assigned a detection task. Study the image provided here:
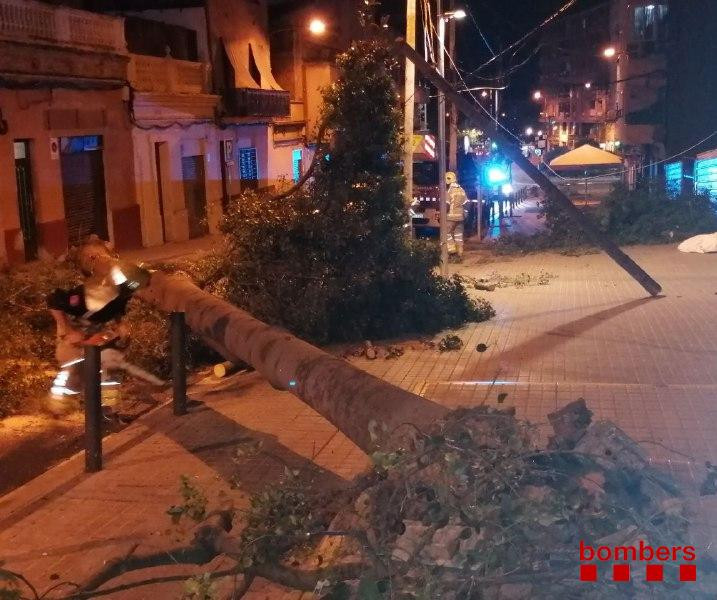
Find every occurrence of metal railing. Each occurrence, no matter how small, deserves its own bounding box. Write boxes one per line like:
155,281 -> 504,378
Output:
128,54 -> 210,94
231,88 -> 290,118
83,312 -> 187,472
0,0 -> 126,54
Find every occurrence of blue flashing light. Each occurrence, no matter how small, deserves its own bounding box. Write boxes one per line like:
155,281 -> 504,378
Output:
486,166 -> 509,184
491,142 -> 498,150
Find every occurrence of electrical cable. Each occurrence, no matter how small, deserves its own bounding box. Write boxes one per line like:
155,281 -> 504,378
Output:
466,5 -> 496,58
427,15 -> 717,188
464,0 -> 579,77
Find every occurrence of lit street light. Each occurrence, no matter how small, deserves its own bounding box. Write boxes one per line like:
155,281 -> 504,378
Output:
537,130 -> 544,136
525,127 -> 534,136
308,18 -> 327,35
533,90 -> 542,101
603,46 -> 617,58
585,82 -> 592,89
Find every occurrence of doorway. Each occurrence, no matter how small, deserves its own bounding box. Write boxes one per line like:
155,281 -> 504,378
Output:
60,136 -> 108,245
181,154 -> 208,239
154,142 -> 169,243
13,140 -> 38,260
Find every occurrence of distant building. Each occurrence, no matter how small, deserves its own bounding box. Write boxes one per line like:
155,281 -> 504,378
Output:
538,1 -> 668,168
665,0 -> 717,158
537,3 -> 611,150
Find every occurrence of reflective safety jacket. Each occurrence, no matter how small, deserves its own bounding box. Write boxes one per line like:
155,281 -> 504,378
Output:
447,183 -> 468,221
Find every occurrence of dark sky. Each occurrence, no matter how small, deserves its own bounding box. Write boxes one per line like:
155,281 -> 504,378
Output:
379,0 -> 603,129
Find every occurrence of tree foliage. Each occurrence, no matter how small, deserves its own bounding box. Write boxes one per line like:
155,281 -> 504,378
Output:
221,40 -> 492,344
495,183 -> 717,255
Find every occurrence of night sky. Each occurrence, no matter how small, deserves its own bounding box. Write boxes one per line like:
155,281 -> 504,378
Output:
380,0 -> 604,130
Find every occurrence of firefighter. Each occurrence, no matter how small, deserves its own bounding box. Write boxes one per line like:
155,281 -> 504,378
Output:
46,262 -> 163,416
446,171 -> 468,258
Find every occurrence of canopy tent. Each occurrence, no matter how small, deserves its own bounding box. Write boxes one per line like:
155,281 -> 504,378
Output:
549,144 -> 623,169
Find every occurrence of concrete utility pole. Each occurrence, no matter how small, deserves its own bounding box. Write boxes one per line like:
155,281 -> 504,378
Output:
403,0 -> 417,216
437,1 -> 449,276
448,0 -> 458,173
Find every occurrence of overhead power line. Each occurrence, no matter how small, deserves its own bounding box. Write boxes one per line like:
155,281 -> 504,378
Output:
465,0 -> 580,77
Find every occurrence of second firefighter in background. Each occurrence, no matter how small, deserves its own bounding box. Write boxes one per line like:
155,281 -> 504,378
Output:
446,171 -> 468,258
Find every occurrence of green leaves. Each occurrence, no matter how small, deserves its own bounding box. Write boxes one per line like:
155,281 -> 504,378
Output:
167,475 -> 208,524
438,335 -> 464,352
181,573 -> 216,600
219,40 -> 492,345
0,564 -> 20,600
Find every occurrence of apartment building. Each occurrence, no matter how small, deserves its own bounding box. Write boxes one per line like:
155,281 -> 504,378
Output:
538,0 -> 668,166
1,0 -> 356,263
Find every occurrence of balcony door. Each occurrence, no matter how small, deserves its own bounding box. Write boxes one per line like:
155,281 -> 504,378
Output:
13,140 -> 38,260
181,155 -> 209,239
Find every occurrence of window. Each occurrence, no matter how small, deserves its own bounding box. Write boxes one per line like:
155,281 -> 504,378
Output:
633,4 -> 668,42
559,101 -> 571,115
238,147 -> 258,188
292,149 -> 303,183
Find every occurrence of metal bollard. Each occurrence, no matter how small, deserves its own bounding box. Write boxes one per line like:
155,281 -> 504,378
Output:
171,311 -> 187,416
84,344 -> 102,472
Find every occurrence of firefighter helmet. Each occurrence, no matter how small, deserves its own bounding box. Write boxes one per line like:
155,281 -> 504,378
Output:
445,171 -> 457,185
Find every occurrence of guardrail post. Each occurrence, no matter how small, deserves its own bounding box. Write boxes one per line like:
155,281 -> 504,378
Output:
171,311 -> 187,416
84,344 -> 102,472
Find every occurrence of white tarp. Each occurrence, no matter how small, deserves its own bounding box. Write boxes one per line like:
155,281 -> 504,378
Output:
678,233 -> 717,253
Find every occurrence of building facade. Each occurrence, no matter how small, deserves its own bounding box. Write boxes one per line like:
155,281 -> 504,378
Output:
538,0 -> 668,166
537,3 -> 611,151
0,0 -> 135,263
1,0 -> 354,263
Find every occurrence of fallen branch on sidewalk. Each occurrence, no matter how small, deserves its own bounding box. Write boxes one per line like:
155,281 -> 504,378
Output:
8,401 -> 707,600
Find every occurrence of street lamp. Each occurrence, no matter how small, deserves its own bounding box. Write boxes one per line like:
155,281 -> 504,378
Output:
525,127 -> 534,136
585,82 -> 592,89
603,46 -> 617,58
533,90 -> 542,101
308,18 -> 327,36
436,5 -> 465,277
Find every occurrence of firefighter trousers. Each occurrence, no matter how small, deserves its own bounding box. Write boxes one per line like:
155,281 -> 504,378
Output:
447,220 -> 464,256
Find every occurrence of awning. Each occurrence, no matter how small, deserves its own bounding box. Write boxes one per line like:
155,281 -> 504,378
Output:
223,40 -> 283,91
209,0 -> 283,91
549,144 -> 623,168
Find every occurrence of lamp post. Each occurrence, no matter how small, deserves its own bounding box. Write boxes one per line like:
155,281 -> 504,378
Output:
603,46 -> 627,146
437,6 -> 465,277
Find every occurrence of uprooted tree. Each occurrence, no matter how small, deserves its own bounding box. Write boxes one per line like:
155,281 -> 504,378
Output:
218,40 -> 491,345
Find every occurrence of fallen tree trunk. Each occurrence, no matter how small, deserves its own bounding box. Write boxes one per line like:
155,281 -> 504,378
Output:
75,240 -> 447,453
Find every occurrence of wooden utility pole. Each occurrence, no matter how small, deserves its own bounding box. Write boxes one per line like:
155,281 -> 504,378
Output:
394,38 -> 662,297
402,0 -> 417,212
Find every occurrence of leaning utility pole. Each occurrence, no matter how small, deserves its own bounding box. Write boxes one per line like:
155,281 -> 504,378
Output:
402,0 -> 417,214
394,37 -> 662,297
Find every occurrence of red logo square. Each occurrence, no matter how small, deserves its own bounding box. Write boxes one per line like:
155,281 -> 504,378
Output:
680,564 -> 697,582
613,564 -> 630,582
646,564 -> 664,582
580,564 -> 597,582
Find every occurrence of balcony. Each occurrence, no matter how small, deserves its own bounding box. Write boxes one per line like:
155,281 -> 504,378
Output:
229,88 -> 290,118
128,54 -> 210,95
0,0 -> 126,54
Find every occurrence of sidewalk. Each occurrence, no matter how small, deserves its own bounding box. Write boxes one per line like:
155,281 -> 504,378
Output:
3,243 -> 717,597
